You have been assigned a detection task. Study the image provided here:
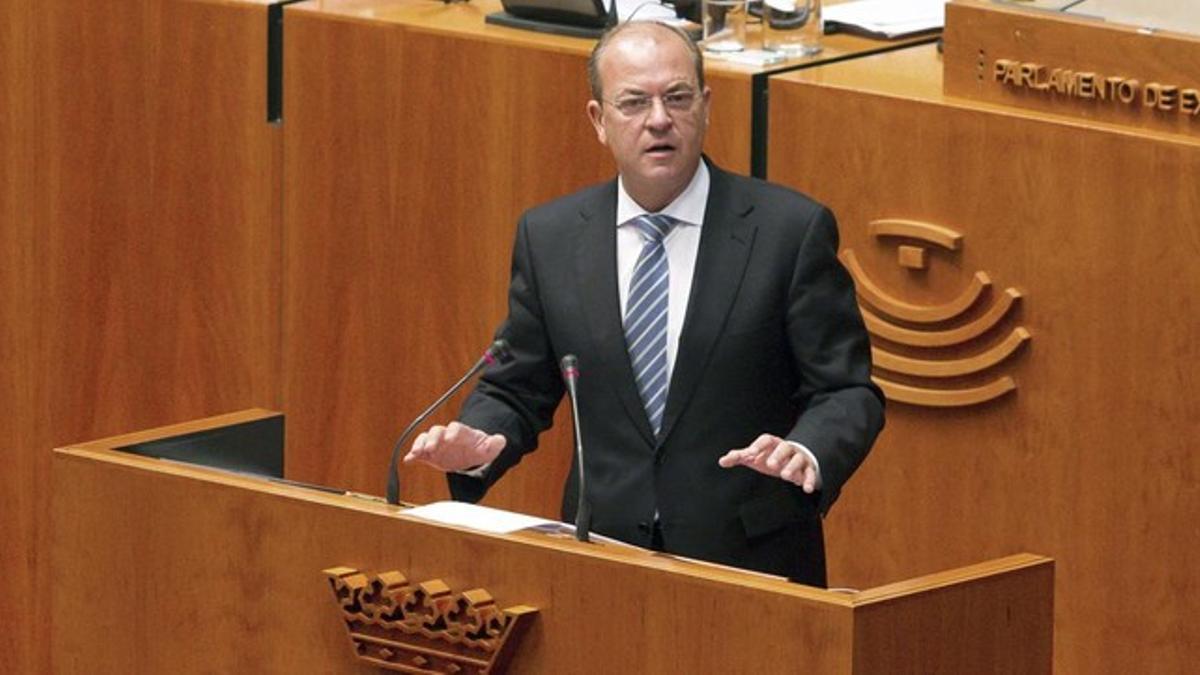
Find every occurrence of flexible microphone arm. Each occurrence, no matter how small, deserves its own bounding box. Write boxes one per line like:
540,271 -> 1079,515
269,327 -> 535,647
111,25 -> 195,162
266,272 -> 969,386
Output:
560,354 -> 591,542
385,339 -> 513,505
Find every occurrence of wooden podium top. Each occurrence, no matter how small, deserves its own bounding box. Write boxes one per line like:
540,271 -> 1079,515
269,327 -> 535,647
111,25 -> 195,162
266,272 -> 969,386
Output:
50,410 -> 1053,673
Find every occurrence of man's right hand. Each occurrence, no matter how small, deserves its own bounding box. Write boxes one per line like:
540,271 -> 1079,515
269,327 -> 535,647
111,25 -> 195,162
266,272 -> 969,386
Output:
403,421 -> 506,473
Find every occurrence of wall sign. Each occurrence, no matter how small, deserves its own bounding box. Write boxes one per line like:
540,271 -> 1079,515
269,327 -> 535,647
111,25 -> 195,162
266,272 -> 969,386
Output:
992,59 -> 1200,117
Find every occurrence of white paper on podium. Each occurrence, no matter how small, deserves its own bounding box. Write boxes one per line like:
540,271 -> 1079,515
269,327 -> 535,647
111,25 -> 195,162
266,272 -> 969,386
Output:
401,501 -> 636,548
403,500 -> 564,533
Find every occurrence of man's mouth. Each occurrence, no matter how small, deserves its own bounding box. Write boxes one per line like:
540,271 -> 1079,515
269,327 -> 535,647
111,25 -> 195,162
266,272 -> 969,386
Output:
645,143 -> 676,156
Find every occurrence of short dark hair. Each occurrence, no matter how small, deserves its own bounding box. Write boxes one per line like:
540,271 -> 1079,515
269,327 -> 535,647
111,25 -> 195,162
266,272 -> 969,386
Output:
587,22 -> 705,101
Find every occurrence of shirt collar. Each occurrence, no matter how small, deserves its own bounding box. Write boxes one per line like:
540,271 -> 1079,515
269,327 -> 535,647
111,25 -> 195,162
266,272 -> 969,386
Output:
616,161 -> 710,229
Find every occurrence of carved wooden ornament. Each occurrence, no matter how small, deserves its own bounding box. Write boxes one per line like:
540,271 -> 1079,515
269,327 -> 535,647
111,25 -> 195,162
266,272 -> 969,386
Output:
323,566 -> 538,674
842,219 -> 1031,408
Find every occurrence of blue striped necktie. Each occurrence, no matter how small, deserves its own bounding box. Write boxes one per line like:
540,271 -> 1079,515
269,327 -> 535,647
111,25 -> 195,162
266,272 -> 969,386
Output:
624,214 -> 678,436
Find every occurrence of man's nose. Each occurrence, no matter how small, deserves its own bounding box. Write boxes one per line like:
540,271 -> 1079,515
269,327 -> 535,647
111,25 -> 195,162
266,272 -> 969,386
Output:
645,97 -> 673,128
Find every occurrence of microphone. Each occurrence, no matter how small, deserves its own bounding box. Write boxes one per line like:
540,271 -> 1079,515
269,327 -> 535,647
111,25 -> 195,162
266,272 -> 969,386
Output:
560,354 -> 591,542
385,339 -> 514,505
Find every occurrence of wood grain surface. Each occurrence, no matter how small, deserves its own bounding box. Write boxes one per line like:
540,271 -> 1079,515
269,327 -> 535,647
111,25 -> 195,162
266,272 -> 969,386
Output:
944,0 -> 1200,138
50,413 -> 1053,673
769,42 -> 1200,673
4,2 -> 1087,672
0,0 -> 38,669
2,2 -> 282,671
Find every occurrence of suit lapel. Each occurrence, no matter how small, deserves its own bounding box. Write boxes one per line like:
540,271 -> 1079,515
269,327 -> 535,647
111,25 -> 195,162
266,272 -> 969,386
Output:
576,181 -> 658,446
659,165 -> 757,444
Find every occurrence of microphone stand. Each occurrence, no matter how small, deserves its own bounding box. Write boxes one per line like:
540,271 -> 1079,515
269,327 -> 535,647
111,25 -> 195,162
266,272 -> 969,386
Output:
560,354 -> 591,542
385,339 -> 512,505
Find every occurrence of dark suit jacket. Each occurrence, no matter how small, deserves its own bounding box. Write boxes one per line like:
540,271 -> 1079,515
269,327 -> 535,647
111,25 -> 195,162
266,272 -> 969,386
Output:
449,161 -> 884,585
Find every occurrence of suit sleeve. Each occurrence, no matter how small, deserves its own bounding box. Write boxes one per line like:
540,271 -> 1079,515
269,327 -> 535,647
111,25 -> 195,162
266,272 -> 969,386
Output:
448,214 -> 565,503
783,206 -> 885,513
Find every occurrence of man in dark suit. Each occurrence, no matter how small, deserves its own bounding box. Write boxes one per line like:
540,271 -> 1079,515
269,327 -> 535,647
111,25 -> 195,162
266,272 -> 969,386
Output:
405,21 -> 883,586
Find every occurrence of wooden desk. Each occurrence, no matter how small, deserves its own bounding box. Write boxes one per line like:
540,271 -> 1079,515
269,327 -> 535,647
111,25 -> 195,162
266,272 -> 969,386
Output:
767,41 -> 1200,674
288,0 -> 938,174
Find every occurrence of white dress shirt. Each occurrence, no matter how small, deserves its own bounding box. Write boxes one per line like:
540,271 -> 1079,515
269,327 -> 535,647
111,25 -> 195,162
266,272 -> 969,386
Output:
616,162 -> 709,385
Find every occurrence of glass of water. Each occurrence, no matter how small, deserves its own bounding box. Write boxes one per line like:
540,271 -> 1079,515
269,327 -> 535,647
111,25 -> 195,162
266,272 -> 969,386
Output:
702,0 -> 749,53
763,0 -> 822,56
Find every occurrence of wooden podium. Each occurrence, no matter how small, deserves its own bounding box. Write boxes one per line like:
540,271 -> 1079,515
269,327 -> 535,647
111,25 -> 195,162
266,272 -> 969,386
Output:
50,410 -> 1051,673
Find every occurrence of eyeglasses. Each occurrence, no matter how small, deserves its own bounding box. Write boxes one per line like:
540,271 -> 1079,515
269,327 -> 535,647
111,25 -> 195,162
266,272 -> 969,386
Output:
604,89 -> 699,118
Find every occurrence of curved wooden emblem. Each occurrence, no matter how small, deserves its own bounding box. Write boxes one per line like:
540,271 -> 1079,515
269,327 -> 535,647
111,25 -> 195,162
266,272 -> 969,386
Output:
323,566 -> 538,674
874,375 -> 1018,408
842,250 -> 992,323
844,219 -> 1031,408
868,219 -> 964,250
861,288 -> 1023,347
872,328 -> 1031,378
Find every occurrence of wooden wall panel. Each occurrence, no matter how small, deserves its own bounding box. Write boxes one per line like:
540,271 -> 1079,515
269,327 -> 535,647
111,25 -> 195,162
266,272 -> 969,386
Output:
281,11 -> 599,514
35,0 -> 282,430
943,0 -> 1200,138
0,0 -> 38,668
2,1 -> 282,671
768,44 -> 1200,673
705,70 -> 753,173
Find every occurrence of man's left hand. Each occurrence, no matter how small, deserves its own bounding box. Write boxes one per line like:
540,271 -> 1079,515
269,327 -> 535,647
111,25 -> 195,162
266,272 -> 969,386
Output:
718,434 -> 818,494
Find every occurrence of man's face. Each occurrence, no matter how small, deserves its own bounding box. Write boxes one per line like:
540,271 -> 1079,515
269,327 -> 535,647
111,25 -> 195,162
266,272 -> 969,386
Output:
587,28 -> 711,211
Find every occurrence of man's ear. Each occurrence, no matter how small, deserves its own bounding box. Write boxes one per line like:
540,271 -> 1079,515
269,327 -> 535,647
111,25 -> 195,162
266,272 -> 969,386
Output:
586,100 -> 608,146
